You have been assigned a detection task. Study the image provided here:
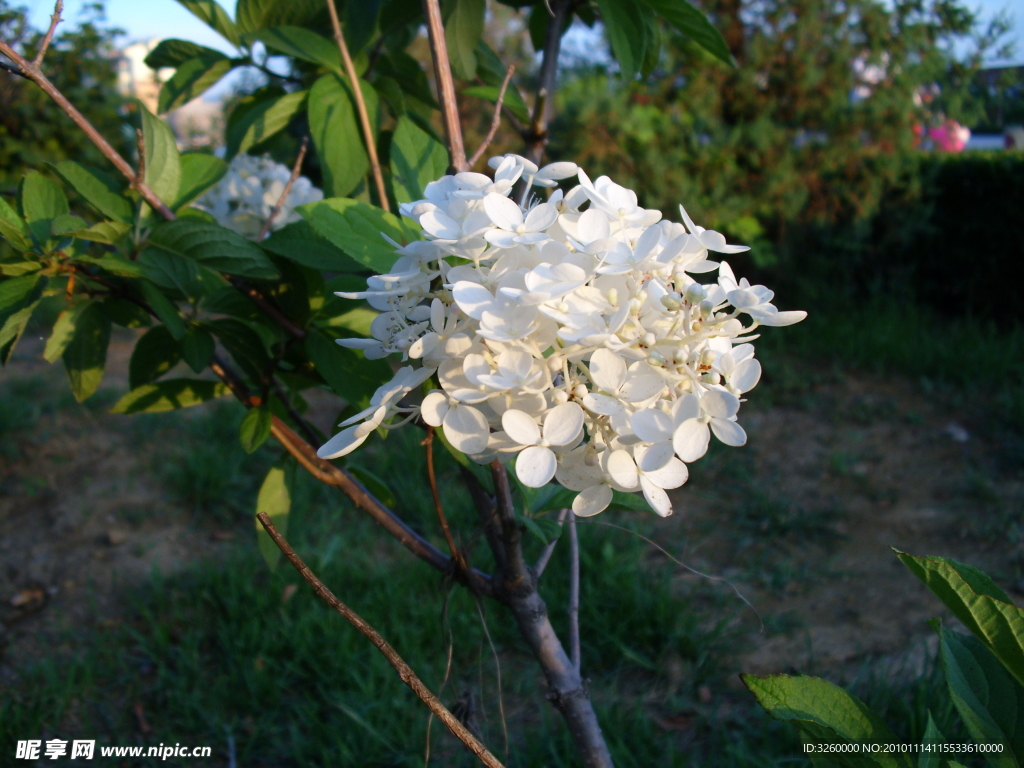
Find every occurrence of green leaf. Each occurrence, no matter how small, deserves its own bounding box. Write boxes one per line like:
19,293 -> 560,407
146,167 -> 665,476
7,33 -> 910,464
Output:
181,326 -> 215,372
173,0 -> 241,46
111,378 -> 232,414
0,262 -> 42,276
919,713 -> 945,768
375,51 -> 439,110
204,317 -> 271,382
159,53 -> 235,113
245,26 -> 340,69
521,515 -> 563,544
225,89 -> 308,158
344,0 -> 380,54
240,405 -> 272,453
49,161 -> 132,223
171,153 -> 229,210
140,103 -> 182,211
596,0 -> 652,81
129,325 -> 182,388
462,84 -> 530,125
389,116 -> 449,203
72,222 -> 132,245
0,300 -> 41,364
347,465 -> 396,508
44,300 -> 95,363
896,550 -> 1024,688
319,307 -> 375,334
444,0 -> 485,80
741,674 -> 912,768
261,220 -> 363,271
527,3 -> 571,54
62,303 -> 111,402
145,39 -> 223,69
21,171 -> 70,245
939,625 -> 1024,765
473,39 -> 531,122
0,273 -> 47,315
50,214 -> 87,236
309,74 -> 377,198
147,218 -> 279,280
304,328 -> 391,407
0,195 -> 32,250
98,298 -> 151,329
139,282 -> 186,340
236,0 -> 322,34
138,248 -> 208,300
299,197 -> 420,273
254,459 -> 295,570
639,0 -> 735,67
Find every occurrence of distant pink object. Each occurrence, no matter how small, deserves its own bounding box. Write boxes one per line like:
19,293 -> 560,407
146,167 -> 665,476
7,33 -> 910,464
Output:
928,121 -> 971,153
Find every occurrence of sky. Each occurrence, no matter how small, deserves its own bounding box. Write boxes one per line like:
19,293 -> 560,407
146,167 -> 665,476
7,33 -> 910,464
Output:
25,0 -> 1024,66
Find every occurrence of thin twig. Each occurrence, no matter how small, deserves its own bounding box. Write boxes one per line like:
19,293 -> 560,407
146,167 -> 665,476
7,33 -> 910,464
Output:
256,512 -> 505,768
424,592 -> 457,768
257,136 -> 308,241
421,0 -> 468,172
325,0 -> 390,211
271,375 -> 320,446
475,599 -> 509,765
534,508 -> 569,577
425,426 -> 468,573
227,277 -> 306,340
568,511 -> 580,675
523,0 -> 572,166
33,0 -> 63,67
467,64 -> 515,168
0,59 -> 29,79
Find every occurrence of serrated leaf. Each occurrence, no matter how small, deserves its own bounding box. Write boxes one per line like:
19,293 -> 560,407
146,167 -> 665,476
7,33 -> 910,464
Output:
21,171 -> 69,246
139,282 -> 186,340
112,379 -> 232,414
472,39 -> 530,122
390,116 -> 449,203
261,220 -> 362,271
444,0 -> 485,80
173,0 -> 241,45
138,247 -> 208,299
44,300 -> 95,363
147,218 -> 279,280
0,195 -> 32,250
240,405 -> 272,453
0,300 -> 40,363
344,0 -> 380,54
50,214 -> 87,236
72,221 -> 132,245
375,51 -> 439,110
140,103 -> 182,212
146,39 -> 219,68
640,0 -> 735,67
304,328 -> 391,408
0,273 -> 47,315
299,197 -> 420,273
171,153 -> 229,210
62,303 -> 111,402
521,515 -> 563,544
896,550 -> 1024,689
596,0 -> 652,82
49,161 -> 132,223
244,26 -> 340,69
919,713 -> 945,768
204,317 -> 270,382
319,307 -> 376,335
159,54 -> 236,113
255,459 -> 295,570
309,74 -> 377,198
938,625 -> 1024,764
129,324 -> 182,388
741,674 -> 912,768
181,326 -> 215,372
462,84 -> 530,125
225,89 -> 308,158
235,0 -> 322,34
0,262 -> 41,276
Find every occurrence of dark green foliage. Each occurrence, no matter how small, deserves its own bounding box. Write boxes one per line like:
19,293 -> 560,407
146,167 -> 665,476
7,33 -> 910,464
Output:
0,2 -> 131,190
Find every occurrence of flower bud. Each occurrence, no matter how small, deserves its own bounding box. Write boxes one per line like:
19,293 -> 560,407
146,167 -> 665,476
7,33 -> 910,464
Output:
660,295 -> 681,310
606,288 -> 619,306
642,332 -> 656,348
684,284 -> 707,304
700,348 -> 716,366
573,384 -> 589,399
701,371 -> 721,385
699,299 -> 715,317
552,389 -> 569,404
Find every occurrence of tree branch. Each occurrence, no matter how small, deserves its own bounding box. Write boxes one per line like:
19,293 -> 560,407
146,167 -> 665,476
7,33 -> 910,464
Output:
256,511 -> 504,768
533,508 -> 568,577
257,136 -> 309,242
0,59 -> 29,79
425,426 -> 468,573
467,64 -> 515,169
523,0 -> 572,166
33,0 -> 63,67
421,0 -> 468,172
325,1 -> 390,212
568,510 -> 580,674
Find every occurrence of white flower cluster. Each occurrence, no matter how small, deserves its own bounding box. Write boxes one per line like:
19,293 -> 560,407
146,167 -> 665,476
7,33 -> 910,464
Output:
318,155 -> 805,518
196,154 -> 323,239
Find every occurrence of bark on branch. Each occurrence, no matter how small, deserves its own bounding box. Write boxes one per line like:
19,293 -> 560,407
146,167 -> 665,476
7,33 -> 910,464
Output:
421,0 -> 468,172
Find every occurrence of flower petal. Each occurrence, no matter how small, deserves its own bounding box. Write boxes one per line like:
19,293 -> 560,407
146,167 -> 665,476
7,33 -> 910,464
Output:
730,358 -> 762,393
317,425 -> 369,459
572,484 -> 613,517
502,409 -> 541,446
607,449 -> 639,489
643,457 -> 688,489
639,476 -> 673,516
710,417 -> 747,447
673,419 -> 710,463
420,391 -> 449,427
631,409 -> 674,443
443,404 -> 490,455
589,348 -> 627,392
542,402 -> 584,446
483,192 -> 524,231
523,202 -> 558,232
515,445 -> 557,488
701,389 -> 740,419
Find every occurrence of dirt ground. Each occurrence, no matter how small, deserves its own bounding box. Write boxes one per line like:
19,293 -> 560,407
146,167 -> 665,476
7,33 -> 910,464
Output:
2,331 -> 1022,692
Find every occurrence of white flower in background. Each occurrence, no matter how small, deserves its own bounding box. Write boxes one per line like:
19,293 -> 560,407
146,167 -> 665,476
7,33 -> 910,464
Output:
196,154 -> 323,239
317,153 -> 806,518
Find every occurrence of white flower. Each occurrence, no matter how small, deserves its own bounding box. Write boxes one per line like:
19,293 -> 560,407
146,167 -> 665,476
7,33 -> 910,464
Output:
196,154 -> 323,239
318,156 -> 805,519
